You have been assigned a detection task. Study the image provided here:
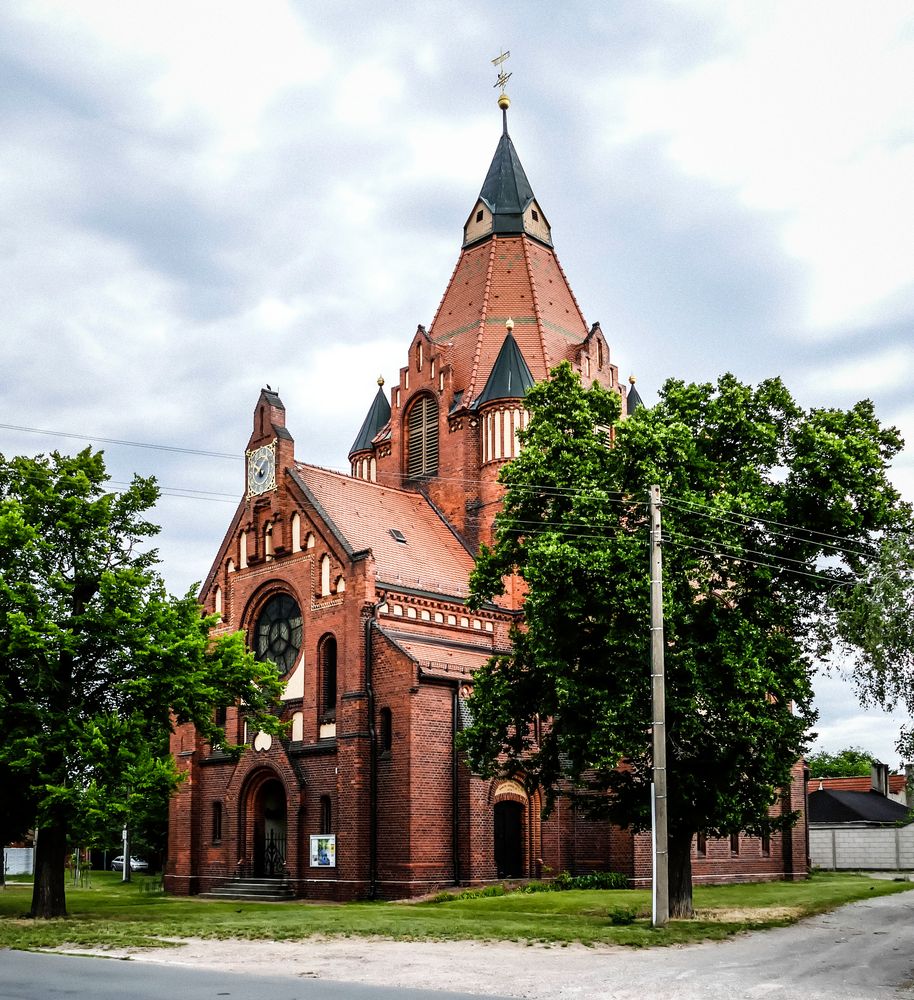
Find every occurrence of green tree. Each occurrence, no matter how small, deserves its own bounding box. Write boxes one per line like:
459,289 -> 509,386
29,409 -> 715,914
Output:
0,450 -> 285,918
829,535 -> 914,759
462,364 -> 908,917
806,746 -> 876,778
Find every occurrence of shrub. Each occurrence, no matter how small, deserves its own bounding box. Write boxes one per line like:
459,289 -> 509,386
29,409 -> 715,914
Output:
552,871 -> 628,891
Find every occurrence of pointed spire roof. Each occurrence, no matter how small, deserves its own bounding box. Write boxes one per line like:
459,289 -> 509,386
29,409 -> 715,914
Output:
349,383 -> 391,455
463,109 -> 552,248
474,330 -> 535,407
626,376 -> 644,415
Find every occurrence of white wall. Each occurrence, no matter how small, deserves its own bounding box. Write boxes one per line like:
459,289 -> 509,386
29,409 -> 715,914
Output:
4,847 -> 34,875
810,824 -> 914,870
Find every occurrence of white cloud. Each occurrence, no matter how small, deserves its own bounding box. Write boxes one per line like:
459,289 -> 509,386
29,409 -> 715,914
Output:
599,1 -> 914,333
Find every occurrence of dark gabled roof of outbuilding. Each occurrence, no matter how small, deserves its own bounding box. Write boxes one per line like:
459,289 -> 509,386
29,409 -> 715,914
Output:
349,386 -> 391,456
808,789 -> 912,825
473,331 -> 534,407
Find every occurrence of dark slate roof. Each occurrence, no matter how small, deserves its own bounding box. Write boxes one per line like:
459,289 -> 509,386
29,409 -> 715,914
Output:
349,386 -> 391,456
808,789 -> 912,825
473,332 -> 534,407
476,126 -> 537,238
626,380 -> 644,415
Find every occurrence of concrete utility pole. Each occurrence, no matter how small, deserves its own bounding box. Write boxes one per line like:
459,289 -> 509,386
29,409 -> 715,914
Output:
649,485 -> 669,926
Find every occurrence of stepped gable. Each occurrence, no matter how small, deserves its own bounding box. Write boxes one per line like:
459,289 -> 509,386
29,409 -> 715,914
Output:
291,463 -> 475,597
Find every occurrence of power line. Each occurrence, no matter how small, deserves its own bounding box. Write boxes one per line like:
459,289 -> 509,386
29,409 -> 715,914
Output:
0,422 -> 238,460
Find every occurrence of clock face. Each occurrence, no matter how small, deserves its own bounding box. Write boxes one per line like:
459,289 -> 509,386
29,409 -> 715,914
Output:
247,441 -> 276,497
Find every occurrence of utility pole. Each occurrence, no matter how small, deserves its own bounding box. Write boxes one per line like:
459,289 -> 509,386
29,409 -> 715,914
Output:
649,484 -> 669,926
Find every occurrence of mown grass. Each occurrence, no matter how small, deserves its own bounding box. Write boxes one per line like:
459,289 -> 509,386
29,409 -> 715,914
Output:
1,871 -> 911,952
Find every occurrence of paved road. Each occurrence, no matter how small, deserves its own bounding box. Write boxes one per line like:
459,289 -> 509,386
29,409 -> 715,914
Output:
0,950 -> 512,1000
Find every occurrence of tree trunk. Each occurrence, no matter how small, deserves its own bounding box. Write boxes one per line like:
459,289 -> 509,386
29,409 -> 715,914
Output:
30,822 -> 68,918
668,827 -> 694,918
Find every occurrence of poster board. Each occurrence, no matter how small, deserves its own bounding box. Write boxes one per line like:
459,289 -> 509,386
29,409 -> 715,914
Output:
309,834 -> 336,868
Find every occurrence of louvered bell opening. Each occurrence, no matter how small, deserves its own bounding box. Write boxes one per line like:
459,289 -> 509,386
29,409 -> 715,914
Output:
407,395 -> 439,479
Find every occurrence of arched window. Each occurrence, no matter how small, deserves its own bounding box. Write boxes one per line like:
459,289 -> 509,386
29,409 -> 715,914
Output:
214,586 -> 222,615
320,635 -> 337,721
320,554 -> 331,596
320,795 -> 332,835
239,531 -> 248,569
380,707 -> 392,752
254,593 -> 303,673
291,512 -> 301,552
406,394 -> 438,478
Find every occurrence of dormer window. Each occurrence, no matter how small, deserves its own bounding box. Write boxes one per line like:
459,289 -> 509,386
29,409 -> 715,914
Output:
476,210 -> 484,222
531,209 -> 539,222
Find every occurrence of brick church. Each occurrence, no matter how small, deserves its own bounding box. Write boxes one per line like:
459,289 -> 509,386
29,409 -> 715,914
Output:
165,94 -> 808,900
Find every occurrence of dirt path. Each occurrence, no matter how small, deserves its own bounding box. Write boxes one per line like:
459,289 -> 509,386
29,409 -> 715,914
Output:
57,891 -> 914,999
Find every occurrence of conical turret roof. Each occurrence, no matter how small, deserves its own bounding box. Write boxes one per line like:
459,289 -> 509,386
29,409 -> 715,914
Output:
349,385 -> 391,455
474,331 -> 535,407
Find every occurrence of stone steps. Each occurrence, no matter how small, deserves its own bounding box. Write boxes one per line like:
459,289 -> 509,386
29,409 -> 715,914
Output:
202,877 -> 296,902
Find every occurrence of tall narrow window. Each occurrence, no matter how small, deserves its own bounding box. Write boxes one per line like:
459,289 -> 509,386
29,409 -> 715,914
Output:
320,554 -> 331,596
696,832 -> 707,858
320,795 -> 332,835
730,833 -> 740,856
380,707 -> 393,752
406,394 -> 438,478
212,801 -> 223,843
320,635 -> 337,721
761,830 -> 771,857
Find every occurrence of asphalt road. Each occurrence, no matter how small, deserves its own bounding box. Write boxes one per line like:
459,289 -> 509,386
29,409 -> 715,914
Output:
0,951 -> 511,1000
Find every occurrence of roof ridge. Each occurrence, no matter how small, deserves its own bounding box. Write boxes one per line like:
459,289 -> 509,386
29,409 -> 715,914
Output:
522,235 -> 552,371
465,238 -> 498,403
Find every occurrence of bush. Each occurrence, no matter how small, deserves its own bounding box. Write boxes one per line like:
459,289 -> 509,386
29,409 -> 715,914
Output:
552,871 -> 629,891
428,884 -> 507,903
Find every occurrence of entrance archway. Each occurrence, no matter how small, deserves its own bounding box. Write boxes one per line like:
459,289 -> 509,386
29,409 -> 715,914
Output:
494,800 -> 524,878
252,778 -> 287,876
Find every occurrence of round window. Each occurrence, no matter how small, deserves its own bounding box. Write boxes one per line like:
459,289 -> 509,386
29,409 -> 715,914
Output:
254,594 -> 303,673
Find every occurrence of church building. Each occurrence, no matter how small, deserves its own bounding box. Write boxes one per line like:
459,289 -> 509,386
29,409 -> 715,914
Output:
165,91 -> 808,900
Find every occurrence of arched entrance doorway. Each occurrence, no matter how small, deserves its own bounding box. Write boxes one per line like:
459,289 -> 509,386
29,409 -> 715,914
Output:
252,778 -> 287,876
493,800 -> 525,878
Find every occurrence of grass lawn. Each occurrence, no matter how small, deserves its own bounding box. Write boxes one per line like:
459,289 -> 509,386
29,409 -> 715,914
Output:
1,871 -> 912,951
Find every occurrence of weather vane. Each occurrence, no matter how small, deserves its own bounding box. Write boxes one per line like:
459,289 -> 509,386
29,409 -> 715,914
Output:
492,49 -> 511,110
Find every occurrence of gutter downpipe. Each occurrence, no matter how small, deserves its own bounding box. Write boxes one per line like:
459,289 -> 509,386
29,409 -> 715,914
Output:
365,606 -> 379,900
452,683 -> 461,886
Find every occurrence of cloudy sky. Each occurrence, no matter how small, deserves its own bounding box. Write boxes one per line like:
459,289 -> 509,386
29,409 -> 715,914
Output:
3,1 -> 913,766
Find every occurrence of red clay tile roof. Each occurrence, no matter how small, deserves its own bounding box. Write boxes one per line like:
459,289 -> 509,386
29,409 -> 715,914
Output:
811,775 -> 907,796
428,234 -> 590,406
291,463 -> 476,598
383,629 -> 497,679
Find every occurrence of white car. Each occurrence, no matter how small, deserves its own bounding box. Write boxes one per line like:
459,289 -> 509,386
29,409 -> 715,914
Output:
111,855 -> 149,872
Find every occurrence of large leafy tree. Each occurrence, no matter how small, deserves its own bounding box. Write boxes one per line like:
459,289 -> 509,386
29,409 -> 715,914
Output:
830,534 -> 914,759
463,364 -> 908,917
806,746 -> 876,778
0,450 -> 284,918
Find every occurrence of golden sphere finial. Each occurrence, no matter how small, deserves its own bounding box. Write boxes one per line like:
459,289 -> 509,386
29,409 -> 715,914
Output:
497,92 -> 510,110
377,375 -> 385,387
628,374 -> 637,385
505,316 -> 515,333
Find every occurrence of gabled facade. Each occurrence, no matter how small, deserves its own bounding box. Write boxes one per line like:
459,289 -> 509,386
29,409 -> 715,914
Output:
166,102 -> 807,901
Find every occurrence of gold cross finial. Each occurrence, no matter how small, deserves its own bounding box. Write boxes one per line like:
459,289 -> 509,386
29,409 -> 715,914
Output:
492,49 -> 511,110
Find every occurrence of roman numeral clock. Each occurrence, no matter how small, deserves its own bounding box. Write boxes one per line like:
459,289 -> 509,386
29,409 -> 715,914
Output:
246,440 -> 277,498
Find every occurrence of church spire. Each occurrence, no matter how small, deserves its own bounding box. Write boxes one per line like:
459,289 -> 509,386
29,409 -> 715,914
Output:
462,55 -> 552,248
